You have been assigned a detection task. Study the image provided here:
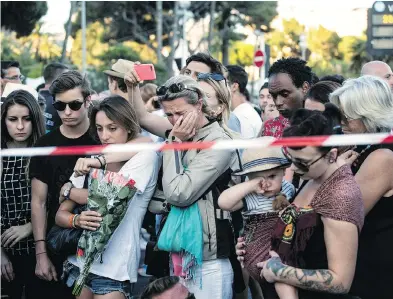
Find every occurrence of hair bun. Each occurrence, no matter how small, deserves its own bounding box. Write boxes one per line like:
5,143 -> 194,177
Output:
323,103 -> 343,124
298,113 -> 328,136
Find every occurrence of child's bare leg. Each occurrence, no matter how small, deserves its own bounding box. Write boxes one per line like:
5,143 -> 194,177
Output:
249,275 -> 264,299
234,268 -> 250,299
275,282 -> 298,299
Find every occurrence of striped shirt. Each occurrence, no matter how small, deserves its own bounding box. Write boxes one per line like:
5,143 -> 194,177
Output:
243,180 -> 295,216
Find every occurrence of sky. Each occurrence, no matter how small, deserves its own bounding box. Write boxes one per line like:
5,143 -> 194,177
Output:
40,0 -> 71,34
40,0 -> 376,37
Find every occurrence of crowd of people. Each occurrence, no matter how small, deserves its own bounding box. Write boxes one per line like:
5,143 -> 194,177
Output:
1,53 -> 392,299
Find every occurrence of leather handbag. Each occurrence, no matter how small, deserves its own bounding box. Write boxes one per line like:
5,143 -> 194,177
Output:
47,204 -> 86,256
47,175 -> 89,256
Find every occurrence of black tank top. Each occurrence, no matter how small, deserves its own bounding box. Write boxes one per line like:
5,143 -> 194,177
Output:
350,144 -> 393,299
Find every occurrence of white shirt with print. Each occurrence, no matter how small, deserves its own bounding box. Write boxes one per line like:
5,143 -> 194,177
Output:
233,103 -> 263,139
68,150 -> 160,282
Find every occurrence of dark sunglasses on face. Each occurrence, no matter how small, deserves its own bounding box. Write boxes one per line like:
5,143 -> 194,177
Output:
197,72 -> 225,82
52,100 -> 85,111
282,147 -> 329,173
156,83 -> 199,98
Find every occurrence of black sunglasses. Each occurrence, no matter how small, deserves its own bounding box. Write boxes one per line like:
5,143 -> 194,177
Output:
52,100 -> 85,111
197,72 -> 225,82
282,147 -> 328,173
156,83 -> 199,98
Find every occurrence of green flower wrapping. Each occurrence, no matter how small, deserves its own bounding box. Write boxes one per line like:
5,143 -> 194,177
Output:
72,168 -> 137,296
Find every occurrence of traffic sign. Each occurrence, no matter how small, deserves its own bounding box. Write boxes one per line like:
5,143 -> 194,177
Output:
254,50 -> 264,68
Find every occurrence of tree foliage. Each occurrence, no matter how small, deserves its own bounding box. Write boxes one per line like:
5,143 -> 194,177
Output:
308,25 -> 341,61
191,1 -> 278,64
1,1 -> 48,37
266,18 -> 305,59
266,18 -> 379,78
71,2 -> 177,49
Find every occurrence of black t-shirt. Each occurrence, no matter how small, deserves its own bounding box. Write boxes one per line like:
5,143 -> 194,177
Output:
29,127 -> 98,230
40,89 -> 62,132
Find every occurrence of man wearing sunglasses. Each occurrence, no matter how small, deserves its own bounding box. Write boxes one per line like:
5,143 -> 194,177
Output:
29,70 -> 98,299
1,60 -> 24,96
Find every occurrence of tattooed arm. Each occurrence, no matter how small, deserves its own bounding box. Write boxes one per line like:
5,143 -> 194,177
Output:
259,217 -> 358,294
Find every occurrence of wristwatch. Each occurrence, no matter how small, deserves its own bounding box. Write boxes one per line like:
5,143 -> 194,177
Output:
63,183 -> 73,201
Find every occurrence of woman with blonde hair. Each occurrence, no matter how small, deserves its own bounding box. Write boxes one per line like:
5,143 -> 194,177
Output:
196,73 -> 241,135
330,75 -> 393,299
124,68 -> 240,299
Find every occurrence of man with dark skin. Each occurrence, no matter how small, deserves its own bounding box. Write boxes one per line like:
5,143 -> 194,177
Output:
259,58 -> 313,138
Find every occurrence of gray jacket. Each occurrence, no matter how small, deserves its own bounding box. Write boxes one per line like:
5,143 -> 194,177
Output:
163,121 -> 239,261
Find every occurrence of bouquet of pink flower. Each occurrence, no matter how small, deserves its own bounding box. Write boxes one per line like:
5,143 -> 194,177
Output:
72,168 -> 137,296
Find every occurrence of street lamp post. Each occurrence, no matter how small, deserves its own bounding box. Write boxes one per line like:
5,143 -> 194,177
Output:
178,1 -> 191,68
81,1 -> 87,74
299,33 -> 307,61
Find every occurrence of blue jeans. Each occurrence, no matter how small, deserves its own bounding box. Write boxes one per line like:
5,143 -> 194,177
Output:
63,261 -> 133,299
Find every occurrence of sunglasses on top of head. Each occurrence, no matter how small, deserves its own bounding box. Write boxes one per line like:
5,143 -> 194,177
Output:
52,100 -> 85,111
197,72 -> 225,82
156,83 -> 199,98
282,146 -> 329,173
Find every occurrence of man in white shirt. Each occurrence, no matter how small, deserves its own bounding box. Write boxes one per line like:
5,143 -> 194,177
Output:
226,65 -> 262,139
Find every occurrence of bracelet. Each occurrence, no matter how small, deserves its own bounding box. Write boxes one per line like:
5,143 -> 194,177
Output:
68,214 -> 75,228
100,154 -> 107,167
72,214 -> 79,229
36,251 -> 47,256
95,156 -> 103,168
34,239 -> 46,243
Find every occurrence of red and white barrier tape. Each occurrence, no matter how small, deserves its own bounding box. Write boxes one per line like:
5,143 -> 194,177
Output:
1,133 -> 392,157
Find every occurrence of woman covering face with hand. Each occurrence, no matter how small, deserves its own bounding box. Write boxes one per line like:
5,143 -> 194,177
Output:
1,90 -> 45,299
124,64 -> 239,299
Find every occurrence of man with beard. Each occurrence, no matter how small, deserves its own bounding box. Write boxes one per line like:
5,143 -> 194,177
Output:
259,58 -> 312,137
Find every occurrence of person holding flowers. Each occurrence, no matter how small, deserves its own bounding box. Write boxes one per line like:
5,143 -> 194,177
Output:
55,96 -> 160,299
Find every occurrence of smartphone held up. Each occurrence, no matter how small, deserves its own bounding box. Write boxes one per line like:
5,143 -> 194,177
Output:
134,64 -> 156,81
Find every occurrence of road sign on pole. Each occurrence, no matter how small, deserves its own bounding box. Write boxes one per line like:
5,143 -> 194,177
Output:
254,49 -> 264,68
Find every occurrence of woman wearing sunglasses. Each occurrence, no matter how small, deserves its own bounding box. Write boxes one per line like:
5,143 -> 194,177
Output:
330,76 -> 393,299
1,90 -> 46,298
196,73 -> 242,135
236,104 -> 364,299
124,67 -> 239,299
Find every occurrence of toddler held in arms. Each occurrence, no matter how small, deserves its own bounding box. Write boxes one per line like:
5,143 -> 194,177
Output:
218,137 -> 297,299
